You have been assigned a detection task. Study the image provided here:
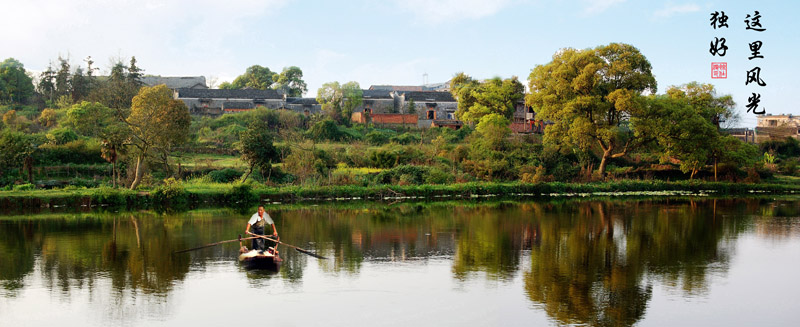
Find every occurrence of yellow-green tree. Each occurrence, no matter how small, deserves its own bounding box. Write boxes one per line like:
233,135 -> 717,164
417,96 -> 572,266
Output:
127,85 -> 190,189
527,43 -> 657,176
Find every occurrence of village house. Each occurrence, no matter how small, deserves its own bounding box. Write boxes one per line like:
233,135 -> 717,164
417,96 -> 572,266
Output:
756,114 -> 800,142
174,88 -> 285,115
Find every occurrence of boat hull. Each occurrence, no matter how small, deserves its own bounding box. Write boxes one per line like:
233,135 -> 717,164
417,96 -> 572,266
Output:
238,249 -> 282,270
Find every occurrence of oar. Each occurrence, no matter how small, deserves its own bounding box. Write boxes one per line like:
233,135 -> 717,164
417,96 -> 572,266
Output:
249,233 -> 328,259
174,236 -> 258,254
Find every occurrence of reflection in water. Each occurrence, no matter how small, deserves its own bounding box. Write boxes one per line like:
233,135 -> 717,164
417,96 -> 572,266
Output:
1,197 -> 798,326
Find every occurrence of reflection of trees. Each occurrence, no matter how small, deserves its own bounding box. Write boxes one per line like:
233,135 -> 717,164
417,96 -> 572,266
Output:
0,220 -> 35,296
523,200 -> 749,326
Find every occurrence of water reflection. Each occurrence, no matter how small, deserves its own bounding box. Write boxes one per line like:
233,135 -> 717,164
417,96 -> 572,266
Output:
1,197 -> 799,326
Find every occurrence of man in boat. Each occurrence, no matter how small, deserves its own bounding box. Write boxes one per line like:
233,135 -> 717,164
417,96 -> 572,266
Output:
245,205 -> 279,252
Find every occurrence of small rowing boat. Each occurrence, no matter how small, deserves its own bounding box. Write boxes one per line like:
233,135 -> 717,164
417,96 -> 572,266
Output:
238,246 -> 282,270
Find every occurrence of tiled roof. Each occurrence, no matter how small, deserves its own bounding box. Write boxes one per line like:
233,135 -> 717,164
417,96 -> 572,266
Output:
287,97 -> 319,105
402,91 -> 455,102
432,119 -> 463,126
142,76 -> 207,89
176,88 -> 284,99
361,90 -> 393,99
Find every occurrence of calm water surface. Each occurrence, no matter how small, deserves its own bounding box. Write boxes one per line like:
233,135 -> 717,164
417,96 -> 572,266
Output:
1,197 -> 799,326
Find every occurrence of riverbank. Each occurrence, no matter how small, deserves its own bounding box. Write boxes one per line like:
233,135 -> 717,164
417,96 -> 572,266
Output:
2,179 -> 800,212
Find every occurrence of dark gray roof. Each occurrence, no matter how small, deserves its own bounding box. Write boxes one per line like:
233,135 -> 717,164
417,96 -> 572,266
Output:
142,76 -> 207,89
176,88 -> 283,99
361,90 -> 393,99
287,97 -> 319,105
222,101 -> 255,109
402,91 -> 455,102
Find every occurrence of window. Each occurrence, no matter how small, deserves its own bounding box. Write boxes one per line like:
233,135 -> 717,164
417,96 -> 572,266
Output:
769,120 -> 777,126
427,110 -> 435,120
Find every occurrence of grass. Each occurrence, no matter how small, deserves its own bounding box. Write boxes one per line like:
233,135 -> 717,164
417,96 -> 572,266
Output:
3,179 -> 800,212
171,153 -> 245,169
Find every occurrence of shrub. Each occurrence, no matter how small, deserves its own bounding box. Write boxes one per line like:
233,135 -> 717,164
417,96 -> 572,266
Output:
37,139 -> 104,165
390,132 -> 420,145
208,168 -> 243,183
45,127 -> 79,145
12,183 -> 35,191
365,130 -> 392,145
225,183 -> 258,206
151,178 -> 188,209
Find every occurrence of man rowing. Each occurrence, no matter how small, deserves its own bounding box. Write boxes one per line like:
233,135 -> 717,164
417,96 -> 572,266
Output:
245,205 -> 278,252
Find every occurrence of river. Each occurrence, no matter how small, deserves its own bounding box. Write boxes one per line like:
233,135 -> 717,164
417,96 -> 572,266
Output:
1,197 -> 799,326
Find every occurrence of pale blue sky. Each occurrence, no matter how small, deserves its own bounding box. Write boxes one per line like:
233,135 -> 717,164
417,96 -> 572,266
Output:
2,0 -> 797,127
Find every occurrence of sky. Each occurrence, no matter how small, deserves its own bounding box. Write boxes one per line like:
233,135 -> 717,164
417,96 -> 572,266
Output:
2,0 -> 797,127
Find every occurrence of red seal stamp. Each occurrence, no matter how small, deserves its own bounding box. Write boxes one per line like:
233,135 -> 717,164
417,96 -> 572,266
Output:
711,62 -> 727,79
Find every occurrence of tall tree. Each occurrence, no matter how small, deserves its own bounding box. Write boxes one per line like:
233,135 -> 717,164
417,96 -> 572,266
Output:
238,120 -> 279,183
0,58 -> 35,104
273,66 -> 308,97
666,82 -> 737,129
37,65 -> 56,104
527,43 -> 657,176
54,56 -> 72,97
452,75 -> 524,123
229,65 -> 275,90
126,85 -> 190,189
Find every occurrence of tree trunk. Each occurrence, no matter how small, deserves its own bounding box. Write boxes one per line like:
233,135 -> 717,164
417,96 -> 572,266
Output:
24,156 -> 33,184
130,154 -> 145,190
714,158 -> 718,182
112,160 -> 117,188
241,164 -> 254,183
690,168 -> 697,180
598,148 -> 612,177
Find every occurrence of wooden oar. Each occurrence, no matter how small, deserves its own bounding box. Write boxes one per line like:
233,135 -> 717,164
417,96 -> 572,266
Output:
174,236 -> 258,254
249,233 -> 328,259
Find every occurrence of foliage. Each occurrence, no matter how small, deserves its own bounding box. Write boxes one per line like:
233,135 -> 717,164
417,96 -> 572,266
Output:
0,58 -> 35,104
666,82 -> 737,128
451,74 -> 524,123
45,127 -> 79,145
208,168 -> 244,183
389,132 -> 420,145
273,66 -> 308,97
634,96 -> 717,179
38,108 -> 57,128
306,119 -> 352,142
226,65 -> 275,90
36,140 -> 105,165
365,130 -> 393,145
127,85 -> 191,189
150,178 -> 188,210
759,137 -> 800,159
316,81 -> 362,125
237,120 -> 279,182
527,43 -> 657,176
0,130 -> 34,178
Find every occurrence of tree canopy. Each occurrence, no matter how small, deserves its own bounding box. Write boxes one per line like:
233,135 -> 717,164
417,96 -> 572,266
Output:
127,85 -> 191,189
451,73 -> 524,123
316,81 -> 362,125
527,43 -> 657,176
0,58 -> 35,104
225,65 -> 275,90
274,66 -> 308,97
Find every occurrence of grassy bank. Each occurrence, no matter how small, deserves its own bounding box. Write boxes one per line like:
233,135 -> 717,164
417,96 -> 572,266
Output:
2,180 -> 800,212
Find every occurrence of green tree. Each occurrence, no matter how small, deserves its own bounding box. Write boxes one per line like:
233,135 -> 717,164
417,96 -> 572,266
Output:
37,65 -> 57,104
316,81 -> 362,125
54,56 -> 71,97
238,120 -> 280,183
0,130 -> 34,181
666,82 -> 737,128
127,85 -> 191,189
634,96 -> 717,179
407,98 -> 416,114
273,66 -> 308,97
527,43 -> 657,176
229,65 -> 275,90
0,58 -> 35,104
451,74 -> 524,123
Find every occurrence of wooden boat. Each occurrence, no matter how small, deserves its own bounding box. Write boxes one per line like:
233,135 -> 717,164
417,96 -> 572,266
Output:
238,246 -> 282,270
